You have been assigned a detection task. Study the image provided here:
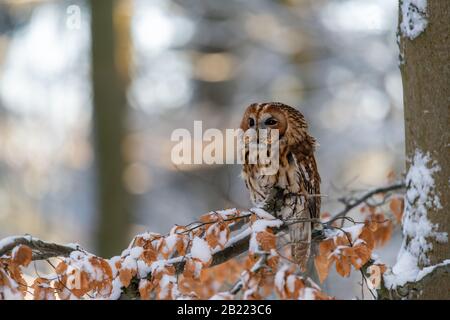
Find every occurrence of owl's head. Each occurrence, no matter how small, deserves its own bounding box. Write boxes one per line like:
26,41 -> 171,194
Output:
240,102 -> 308,137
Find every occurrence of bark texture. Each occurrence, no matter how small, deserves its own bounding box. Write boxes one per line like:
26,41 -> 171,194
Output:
400,0 -> 450,299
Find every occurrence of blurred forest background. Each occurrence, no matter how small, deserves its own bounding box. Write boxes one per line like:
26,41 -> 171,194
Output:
0,0 -> 405,298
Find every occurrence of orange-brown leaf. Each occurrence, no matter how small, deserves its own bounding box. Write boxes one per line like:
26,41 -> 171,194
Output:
119,268 -> 134,287
12,245 -> 32,267
335,255 -> 351,277
314,254 -> 332,283
256,230 -> 276,251
390,197 -> 404,223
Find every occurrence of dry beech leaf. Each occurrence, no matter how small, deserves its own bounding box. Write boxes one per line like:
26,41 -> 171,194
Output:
141,248 -> 158,264
139,279 -> 154,300
183,258 -> 203,280
314,254 -> 332,283
32,278 -> 55,300
390,198 -> 404,222
335,255 -> 351,277
358,227 -> 375,250
119,268 -> 134,287
318,238 -> 335,256
68,270 -> 90,298
351,245 -> 371,269
256,230 -> 276,251
12,245 -> 32,267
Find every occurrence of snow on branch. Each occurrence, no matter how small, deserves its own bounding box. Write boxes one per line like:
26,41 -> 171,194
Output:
0,180 -> 413,300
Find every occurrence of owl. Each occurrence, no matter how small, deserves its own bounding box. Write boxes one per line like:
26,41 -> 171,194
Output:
240,102 -> 321,271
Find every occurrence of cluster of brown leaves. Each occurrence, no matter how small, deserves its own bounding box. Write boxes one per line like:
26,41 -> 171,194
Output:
130,209 -> 247,300
313,196 -> 402,285
360,196 -> 404,247
275,265 -> 333,300
314,225 -> 376,283
53,252 -> 113,299
0,245 -> 32,299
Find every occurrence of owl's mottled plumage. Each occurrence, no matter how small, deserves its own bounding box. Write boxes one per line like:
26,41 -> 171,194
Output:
240,102 -> 321,270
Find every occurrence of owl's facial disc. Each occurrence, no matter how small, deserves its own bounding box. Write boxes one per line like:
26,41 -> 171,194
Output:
259,112 -> 287,136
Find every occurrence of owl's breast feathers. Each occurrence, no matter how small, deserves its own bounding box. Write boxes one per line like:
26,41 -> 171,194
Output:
242,146 -> 320,220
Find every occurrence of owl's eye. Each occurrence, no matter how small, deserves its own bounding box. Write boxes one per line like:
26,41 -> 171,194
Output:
248,118 -> 255,127
265,118 -> 278,126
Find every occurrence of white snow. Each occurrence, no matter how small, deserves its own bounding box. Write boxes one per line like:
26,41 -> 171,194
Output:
108,256 -> 121,278
286,274 -> 297,293
300,287 -> 316,300
384,247 -> 450,288
136,259 -> 152,278
121,255 -> 138,271
0,235 -> 25,252
416,259 -> 450,282
164,234 -> 178,252
129,246 -> 143,259
251,219 -> 283,233
108,277 -> 123,300
209,292 -> 232,300
216,208 -> 239,218
400,0 -> 428,40
403,150 -> 446,265
191,237 -> 212,263
251,207 -> 276,220
324,223 -> 364,243
384,149 -> 447,288
274,264 -> 289,292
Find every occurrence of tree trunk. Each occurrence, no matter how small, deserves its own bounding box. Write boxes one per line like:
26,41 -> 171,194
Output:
399,0 -> 450,299
90,0 -> 132,257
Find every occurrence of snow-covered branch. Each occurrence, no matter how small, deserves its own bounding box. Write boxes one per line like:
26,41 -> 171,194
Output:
0,181 -> 409,300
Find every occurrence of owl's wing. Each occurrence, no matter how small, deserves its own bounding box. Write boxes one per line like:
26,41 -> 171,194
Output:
294,152 -> 321,219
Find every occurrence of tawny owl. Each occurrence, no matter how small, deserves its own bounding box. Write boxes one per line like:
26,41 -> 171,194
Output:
240,102 -> 321,271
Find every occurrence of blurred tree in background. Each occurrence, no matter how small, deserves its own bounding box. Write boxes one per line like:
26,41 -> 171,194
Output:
89,0 -> 132,257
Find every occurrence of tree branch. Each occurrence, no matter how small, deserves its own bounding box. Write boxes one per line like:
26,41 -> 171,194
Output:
377,261 -> 450,300
0,235 -> 79,260
328,181 -> 405,226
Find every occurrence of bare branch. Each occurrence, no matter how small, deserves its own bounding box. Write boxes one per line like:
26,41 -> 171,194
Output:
327,181 -> 405,226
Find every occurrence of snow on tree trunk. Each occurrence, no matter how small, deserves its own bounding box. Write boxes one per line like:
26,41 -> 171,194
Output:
396,0 -> 450,299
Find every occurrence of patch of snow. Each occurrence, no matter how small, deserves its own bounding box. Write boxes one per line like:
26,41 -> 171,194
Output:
251,219 -> 283,233
400,0 -> 428,40
286,274 -> 297,293
384,150 -> 447,288
251,207 -> 276,220
384,248 -> 450,288
324,224 -> 364,243
274,264 -> 289,292
137,260 -> 152,278
121,255 -> 138,271
384,248 -> 419,288
416,259 -> 450,282
191,237 -> 211,263
108,277 -> 123,300
216,208 -> 238,218
403,149 -> 445,265
159,274 -> 178,298
108,256 -> 121,278
209,292 -> 232,300
300,287 -> 316,300
129,246 -> 143,259
164,234 -> 178,251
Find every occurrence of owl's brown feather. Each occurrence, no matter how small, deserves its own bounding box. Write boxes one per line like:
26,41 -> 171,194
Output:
240,102 -> 321,270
